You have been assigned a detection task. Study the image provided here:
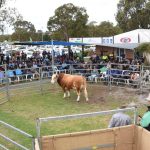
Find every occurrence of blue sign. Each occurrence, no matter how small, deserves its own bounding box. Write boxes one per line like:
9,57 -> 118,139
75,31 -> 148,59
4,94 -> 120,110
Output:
102,37 -> 113,44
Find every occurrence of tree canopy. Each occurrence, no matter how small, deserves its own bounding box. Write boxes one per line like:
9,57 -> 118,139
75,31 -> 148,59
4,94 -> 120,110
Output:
11,20 -> 36,41
87,21 -> 122,37
13,20 -> 36,33
47,3 -> 89,41
116,0 -> 150,32
0,6 -> 23,34
0,0 -> 6,8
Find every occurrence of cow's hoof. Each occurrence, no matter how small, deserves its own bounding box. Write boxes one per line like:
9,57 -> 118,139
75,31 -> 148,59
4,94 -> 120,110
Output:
86,99 -> 89,102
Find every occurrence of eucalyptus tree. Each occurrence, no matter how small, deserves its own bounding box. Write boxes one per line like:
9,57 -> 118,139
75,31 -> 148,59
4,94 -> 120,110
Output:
96,21 -> 122,37
0,0 -> 6,8
47,3 -> 89,41
11,20 -> 36,41
87,21 -> 122,37
0,6 -> 23,35
116,0 -> 150,32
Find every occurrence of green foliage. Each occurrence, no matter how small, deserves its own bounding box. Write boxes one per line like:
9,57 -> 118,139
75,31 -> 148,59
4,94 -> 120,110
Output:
13,20 -> 36,33
0,34 -> 11,42
136,42 -> 150,53
47,3 -> 89,41
11,20 -> 37,41
87,21 -> 122,37
116,0 -> 150,32
136,42 -> 150,64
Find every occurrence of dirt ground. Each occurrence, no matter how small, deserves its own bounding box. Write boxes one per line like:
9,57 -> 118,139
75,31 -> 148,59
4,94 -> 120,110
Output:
87,84 -> 148,105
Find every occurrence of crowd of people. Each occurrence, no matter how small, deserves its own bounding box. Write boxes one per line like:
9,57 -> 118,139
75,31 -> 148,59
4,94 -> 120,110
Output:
0,48 -> 144,70
0,48 -> 145,86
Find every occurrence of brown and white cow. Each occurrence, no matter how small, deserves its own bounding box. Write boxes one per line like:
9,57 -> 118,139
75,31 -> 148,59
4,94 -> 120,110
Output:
51,73 -> 89,102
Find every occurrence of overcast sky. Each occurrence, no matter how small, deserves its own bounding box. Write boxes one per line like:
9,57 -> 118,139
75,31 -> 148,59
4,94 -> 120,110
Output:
8,0 -> 119,32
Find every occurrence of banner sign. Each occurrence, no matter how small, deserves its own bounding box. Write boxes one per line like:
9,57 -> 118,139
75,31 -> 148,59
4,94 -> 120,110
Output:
102,37 -> 113,44
69,38 -> 82,43
82,37 -> 102,44
114,31 -> 138,43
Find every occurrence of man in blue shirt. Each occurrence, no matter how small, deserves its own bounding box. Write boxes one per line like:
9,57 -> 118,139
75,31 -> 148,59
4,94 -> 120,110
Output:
108,105 -> 132,128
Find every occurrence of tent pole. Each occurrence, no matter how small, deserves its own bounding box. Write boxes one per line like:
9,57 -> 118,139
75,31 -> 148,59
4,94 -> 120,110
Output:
51,39 -> 54,66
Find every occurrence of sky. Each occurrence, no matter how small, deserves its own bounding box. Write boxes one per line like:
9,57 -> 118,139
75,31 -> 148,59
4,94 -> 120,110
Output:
8,0 -> 119,32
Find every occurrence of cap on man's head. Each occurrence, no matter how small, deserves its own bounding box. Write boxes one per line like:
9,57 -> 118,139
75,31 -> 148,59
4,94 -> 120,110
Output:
119,105 -> 127,109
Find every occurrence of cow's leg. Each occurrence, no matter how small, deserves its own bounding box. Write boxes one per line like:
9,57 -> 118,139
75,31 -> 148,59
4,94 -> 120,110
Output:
63,92 -> 67,98
84,87 -> 89,102
63,88 -> 67,98
67,90 -> 70,97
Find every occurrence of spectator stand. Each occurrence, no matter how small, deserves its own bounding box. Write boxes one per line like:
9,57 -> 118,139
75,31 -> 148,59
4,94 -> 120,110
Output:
41,66 -> 53,79
140,65 -> 150,93
0,66 -> 6,85
105,63 -> 141,88
0,64 -> 10,104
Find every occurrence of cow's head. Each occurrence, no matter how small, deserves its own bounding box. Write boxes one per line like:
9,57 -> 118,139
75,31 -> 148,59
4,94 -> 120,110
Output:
51,74 -> 58,84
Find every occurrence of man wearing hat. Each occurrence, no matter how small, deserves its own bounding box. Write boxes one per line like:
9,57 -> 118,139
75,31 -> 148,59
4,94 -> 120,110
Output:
140,94 -> 150,131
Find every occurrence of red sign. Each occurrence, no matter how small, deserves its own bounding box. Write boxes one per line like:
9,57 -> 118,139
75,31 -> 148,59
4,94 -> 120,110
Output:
120,37 -> 131,43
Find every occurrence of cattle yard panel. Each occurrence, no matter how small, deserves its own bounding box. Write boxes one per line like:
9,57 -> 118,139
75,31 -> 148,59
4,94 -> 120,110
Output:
0,120 -> 35,150
57,63 -> 141,89
139,65 -> 150,93
36,107 -> 137,149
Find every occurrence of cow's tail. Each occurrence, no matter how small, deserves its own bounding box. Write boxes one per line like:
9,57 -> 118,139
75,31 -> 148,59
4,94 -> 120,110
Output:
83,77 -> 88,101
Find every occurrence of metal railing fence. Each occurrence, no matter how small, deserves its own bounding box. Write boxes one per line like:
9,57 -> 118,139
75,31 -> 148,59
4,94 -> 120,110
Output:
0,120 -> 35,150
0,63 -> 149,104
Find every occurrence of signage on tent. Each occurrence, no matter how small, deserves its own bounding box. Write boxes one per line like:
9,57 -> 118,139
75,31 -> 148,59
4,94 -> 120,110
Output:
120,37 -> 131,43
69,38 -> 82,43
102,37 -> 113,44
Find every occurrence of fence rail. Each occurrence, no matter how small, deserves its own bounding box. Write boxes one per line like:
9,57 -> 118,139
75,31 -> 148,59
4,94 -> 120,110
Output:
0,120 -> 34,150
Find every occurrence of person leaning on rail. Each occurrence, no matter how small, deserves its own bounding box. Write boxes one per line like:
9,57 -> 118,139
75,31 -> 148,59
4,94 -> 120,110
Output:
108,105 -> 132,128
138,94 -> 150,131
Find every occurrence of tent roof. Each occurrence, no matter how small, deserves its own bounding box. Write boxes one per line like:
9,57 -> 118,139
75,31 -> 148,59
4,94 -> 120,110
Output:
13,41 -> 87,46
95,43 -> 140,50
